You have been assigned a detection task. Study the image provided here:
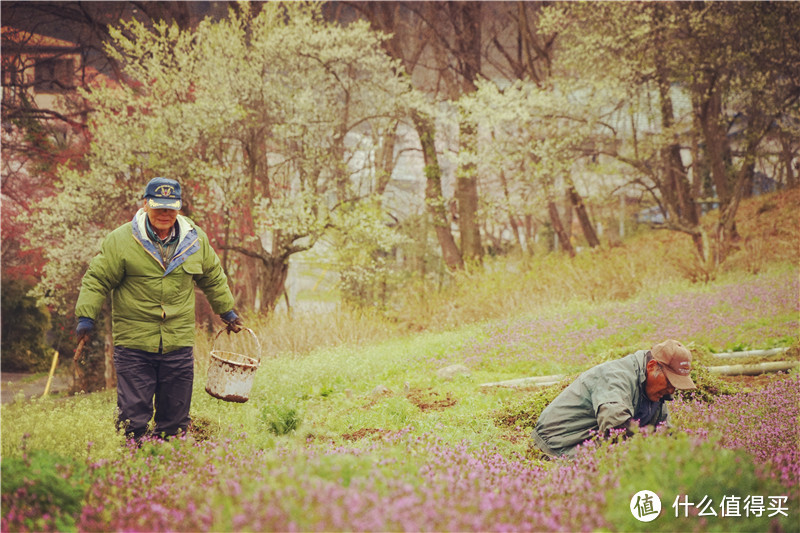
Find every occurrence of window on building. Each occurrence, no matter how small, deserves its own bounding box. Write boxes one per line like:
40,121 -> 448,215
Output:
34,57 -> 74,93
2,59 -> 22,107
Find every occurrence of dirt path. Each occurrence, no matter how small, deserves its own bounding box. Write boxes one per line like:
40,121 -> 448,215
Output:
1,372 -> 72,404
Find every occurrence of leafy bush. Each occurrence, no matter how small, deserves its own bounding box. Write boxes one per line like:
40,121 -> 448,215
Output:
261,403 -> 302,435
598,431 -> 794,532
676,365 -> 741,403
1,277 -> 52,372
1,448 -> 90,532
494,374 -> 578,431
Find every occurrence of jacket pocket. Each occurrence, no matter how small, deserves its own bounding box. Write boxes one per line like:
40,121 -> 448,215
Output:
182,261 -> 203,276
176,260 -> 203,294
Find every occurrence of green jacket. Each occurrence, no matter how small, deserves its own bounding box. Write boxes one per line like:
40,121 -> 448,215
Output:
76,209 -> 235,353
532,350 -> 669,457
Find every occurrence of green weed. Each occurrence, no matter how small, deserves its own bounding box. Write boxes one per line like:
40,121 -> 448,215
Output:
260,403 -> 302,436
599,432 -> 793,532
1,448 -> 90,532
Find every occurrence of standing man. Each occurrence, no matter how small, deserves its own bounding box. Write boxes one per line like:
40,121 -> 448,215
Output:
531,339 -> 697,458
75,177 -> 243,442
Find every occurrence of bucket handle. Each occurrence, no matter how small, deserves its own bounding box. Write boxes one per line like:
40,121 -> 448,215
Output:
212,327 -> 261,363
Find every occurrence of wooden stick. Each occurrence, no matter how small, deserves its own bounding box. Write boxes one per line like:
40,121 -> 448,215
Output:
42,350 -> 60,397
73,338 -> 86,363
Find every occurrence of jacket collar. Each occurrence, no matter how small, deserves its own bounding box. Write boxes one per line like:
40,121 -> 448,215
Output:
131,209 -> 200,274
134,208 -> 193,246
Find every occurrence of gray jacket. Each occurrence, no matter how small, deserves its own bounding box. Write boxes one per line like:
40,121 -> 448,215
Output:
532,350 -> 668,457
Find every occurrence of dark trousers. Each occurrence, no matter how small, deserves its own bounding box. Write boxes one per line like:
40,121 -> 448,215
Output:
114,345 -> 194,440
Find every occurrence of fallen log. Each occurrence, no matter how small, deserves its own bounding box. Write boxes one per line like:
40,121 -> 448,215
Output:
711,347 -> 789,360
706,360 -> 798,376
478,375 -> 565,389
480,348 -> 797,388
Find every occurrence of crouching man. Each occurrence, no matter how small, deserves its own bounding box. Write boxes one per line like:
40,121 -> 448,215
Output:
531,339 -> 697,458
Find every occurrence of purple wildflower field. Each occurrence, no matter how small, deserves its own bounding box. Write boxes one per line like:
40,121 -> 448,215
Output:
2,267 -> 797,532
445,269 -> 799,369
2,376 -> 788,532
672,376 -> 800,500
75,434 -> 616,532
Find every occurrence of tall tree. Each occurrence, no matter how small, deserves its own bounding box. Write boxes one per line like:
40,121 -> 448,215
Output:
26,3 -> 413,318
352,2 -> 560,264
2,0 -> 229,390
340,2 -> 465,270
540,2 -> 800,260
447,1 -> 483,263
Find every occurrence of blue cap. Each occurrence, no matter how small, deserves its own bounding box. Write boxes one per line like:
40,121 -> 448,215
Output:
143,177 -> 182,210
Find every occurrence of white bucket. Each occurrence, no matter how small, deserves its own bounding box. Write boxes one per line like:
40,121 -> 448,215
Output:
205,327 -> 261,403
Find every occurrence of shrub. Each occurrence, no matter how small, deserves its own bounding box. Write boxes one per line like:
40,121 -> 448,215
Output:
0,277 -> 52,372
598,431 -> 794,532
261,403 -> 302,435
1,448 -> 90,532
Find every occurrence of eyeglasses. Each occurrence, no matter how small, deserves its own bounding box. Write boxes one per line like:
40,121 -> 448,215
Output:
657,363 -> 676,390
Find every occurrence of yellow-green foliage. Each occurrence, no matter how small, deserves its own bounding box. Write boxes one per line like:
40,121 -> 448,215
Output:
1,391 -> 123,461
388,188 -> 800,333
1,189 -> 796,532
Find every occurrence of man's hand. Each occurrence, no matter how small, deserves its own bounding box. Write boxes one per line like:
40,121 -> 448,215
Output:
220,310 -> 243,333
75,317 -> 95,344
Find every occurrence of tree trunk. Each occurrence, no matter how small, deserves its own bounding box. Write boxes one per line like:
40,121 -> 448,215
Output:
451,1 -> 483,263
455,165 -> 482,262
690,113 -> 706,213
566,183 -> 600,248
412,111 -> 464,271
697,86 -> 733,206
375,121 -> 398,195
780,134 -> 797,188
715,105 -> 769,247
232,255 -> 261,315
258,255 -> 290,314
547,199 -> 575,257
562,186 -> 573,242
498,167 -> 526,251
659,91 -> 703,256
227,235 -> 295,314
524,214 -> 536,254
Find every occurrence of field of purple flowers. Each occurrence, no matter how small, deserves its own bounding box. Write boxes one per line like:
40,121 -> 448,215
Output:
4,374 -> 794,532
446,268 -> 798,372
2,266 -> 798,532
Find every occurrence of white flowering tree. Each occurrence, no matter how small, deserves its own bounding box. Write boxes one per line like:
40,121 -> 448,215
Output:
27,2 -> 414,315
456,79 -> 605,256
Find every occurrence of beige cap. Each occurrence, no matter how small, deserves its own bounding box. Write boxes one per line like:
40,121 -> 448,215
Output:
651,339 -> 697,390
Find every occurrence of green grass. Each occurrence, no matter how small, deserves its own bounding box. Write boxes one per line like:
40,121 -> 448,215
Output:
1,189 -> 798,531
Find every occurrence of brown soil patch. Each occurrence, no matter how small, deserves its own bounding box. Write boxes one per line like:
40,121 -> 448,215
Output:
342,428 -> 393,441
407,388 -> 458,411
360,387 -> 459,412
188,416 -> 215,441
717,371 -> 795,390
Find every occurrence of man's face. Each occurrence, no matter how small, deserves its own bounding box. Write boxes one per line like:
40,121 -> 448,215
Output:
645,360 -> 676,402
144,202 -> 179,234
